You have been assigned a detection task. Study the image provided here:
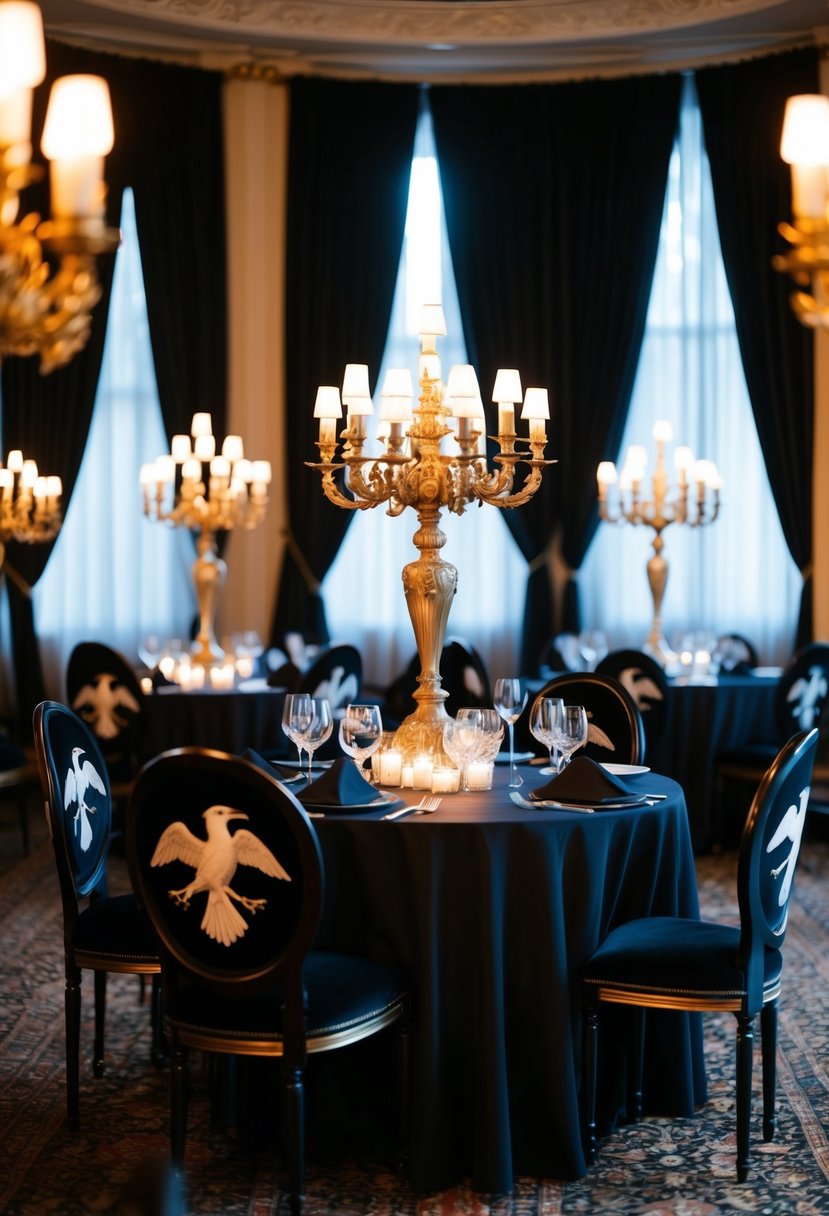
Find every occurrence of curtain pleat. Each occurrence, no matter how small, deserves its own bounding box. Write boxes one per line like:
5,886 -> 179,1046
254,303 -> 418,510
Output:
271,78 -> 419,646
431,73 -> 681,671
695,49 -> 819,646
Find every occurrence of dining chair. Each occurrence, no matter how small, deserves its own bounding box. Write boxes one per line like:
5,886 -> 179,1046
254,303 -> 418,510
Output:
715,632 -> 759,673
582,727 -> 818,1183
521,672 -> 646,765
380,636 -> 491,727
125,747 -> 410,1215
595,649 -> 669,755
32,701 -> 161,1130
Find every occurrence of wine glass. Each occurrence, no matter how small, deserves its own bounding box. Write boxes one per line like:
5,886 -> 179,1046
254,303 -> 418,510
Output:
446,708 -> 483,790
300,697 -> 333,782
530,696 -> 564,773
338,703 -> 383,777
493,677 -> 528,788
138,633 -> 163,672
553,704 -> 589,769
282,693 -> 313,769
579,631 -> 608,671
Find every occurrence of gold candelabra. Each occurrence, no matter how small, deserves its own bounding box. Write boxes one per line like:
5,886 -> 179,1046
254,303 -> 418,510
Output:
596,420 -> 721,666
0,446 -> 62,569
773,93 -> 829,328
0,2 -> 121,372
308,303 -> 555,764
140,413 -> 271,666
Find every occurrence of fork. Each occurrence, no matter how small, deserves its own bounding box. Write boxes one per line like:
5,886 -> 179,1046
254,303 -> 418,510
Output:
384,795 -> 442,820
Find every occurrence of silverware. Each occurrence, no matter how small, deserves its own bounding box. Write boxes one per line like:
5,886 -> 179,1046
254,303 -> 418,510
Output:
384,794 -> 442,820
510,791 -> 594,813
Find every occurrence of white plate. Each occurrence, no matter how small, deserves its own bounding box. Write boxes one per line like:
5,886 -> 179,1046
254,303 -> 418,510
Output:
276,758 -> 334,770
300,793 -> 399,813
600,763 -> 651,776
494,751 -> 535,765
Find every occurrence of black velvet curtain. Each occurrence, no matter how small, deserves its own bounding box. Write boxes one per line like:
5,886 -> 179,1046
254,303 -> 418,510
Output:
272,78 -> 419,646
695,49 -> 819,648
431,74 -> 682,672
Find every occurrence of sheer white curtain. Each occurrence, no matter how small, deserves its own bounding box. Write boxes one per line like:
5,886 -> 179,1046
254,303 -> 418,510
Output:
579,76 -> 799,665
34,189 -> 194,696
323,105 -> 526,687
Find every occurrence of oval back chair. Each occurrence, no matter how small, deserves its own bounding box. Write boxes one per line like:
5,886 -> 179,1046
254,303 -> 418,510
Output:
523,672 -> 646,765
595,649 -> 669,755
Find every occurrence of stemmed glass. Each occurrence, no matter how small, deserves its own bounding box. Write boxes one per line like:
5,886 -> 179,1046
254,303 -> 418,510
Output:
300,697 -> 333,782
530,696 -> 564,773
338,703 -> 383,777
579,631 -> 608,671
493,677 -> 528,788
282,693 -> 313,770
444,708 -> 483,790
553,705 -> 589,769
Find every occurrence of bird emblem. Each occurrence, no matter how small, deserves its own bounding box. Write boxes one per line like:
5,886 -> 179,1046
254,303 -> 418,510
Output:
312,665 -> 358,710
64,746 -> 107,852
766,786 -> 810,907
616,666 -> 664,714
584,710 -> 614,753
72,672 -> 141,740
786,666 -> 828,730
151,806 -> 291,947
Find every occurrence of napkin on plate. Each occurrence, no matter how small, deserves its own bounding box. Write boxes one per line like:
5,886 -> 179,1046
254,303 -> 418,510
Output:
297,756 -> 380,808
242,748 -> 304,785
529,756 -> 642,806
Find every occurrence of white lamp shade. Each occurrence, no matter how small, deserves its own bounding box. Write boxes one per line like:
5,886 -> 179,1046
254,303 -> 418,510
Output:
190,412 -> 213,438
379,395 -> 414,422
0,2 -> 45,94
625,443 -> 647,469
520,387 -> 550,420
171,434 -> 191,462
652,419 -> 673,443
492,368 -> 522,403
154,455 -> 175,484
452,393 -> 485,419
194,434 -> 216,461
381,367 -> 414,398
181,457 -> 201,482
419,304 -> 447,337
47,475 -> 62,497
222,434 -> 244,461
21,458 -> 37,486
342,363 -> 371,403
210,455 -> 231,478
314,385 -> 343,418
446,364 -> 480,398
781,94 -> 829,165
674,445 -> 695,471
251,460 -> 272,485
41,75 -> 114,158
597,461 -> 618,486
6,449 -> 23,472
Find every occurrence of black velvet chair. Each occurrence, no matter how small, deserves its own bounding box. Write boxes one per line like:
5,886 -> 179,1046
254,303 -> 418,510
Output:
126,748 -> 410,1215
297,643 -> 362,710
714,643 -> 829,846
582,727 -> 819,1183
32,701 -> 161,1130
66,641 -> 146,808
520,672 -> 646,765
715,632 -> 759,674
596,649 -> 669,755
381,636 -> 491,727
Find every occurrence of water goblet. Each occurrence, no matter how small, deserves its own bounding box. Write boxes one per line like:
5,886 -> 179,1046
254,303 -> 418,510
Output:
338,703 -> 383,777
530,696 -> 564,773
554,704 -> 589,769
493,677 -> 528,788
301,697 -> 333,782
450,708 -> 484,790
282,693 -> 313,770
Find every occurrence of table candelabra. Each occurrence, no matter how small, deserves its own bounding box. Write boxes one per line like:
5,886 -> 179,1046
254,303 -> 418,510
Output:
0,448 -> 62,570
307,303 -> 555,765
596,420 -> 721,666
140,413 -> 271,666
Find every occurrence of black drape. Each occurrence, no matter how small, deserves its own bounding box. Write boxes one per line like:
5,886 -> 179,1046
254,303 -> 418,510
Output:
271,78 -> 419,647
696,49 -> 818,648
431,74 -> 681,672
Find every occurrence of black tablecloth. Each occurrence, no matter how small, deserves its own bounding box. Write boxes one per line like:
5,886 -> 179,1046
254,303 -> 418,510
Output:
141,683 -> 287,758
313,766 -> 704,1193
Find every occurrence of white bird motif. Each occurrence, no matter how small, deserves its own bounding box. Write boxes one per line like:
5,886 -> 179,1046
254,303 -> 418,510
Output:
586,719 -> 615,752
72,673 -> 141,740
63,746 -> 107,852
312,664 -> 358,710
616,666 -> 664,714
787,667 -> 828,730
766,786 -> 810,907
151,806 -> 291,947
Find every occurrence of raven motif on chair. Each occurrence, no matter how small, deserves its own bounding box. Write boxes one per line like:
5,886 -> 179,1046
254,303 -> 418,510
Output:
63,746 -> 106,852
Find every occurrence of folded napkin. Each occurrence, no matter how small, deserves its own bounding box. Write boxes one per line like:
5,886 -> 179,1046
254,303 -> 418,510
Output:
297,756 -> 380,808
529,756 -> 641,806
241,748 -> 304,785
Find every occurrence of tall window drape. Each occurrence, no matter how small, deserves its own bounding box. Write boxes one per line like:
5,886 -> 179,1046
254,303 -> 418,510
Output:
430,72 -> 682,672
696,48 -> 818,646
271,78 -> 420,648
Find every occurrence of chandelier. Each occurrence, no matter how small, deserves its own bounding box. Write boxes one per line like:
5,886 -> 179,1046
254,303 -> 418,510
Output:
773,93 -> 829,328
0,1 -> 120,372
308,303 -> 554,763
0,446 -> 62,571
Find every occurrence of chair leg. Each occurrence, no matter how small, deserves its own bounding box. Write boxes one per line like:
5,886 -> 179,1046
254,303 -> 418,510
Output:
397,1012 -> 411,1173
629,1007 -> 645,1123
150,975 -> 166,1066
283,1065 -> 305,1216
170,1042 -> 188,1168
65,969 -> 81,1131
93,970 -> 107,1078
735,1010 -> 755,1183
583,1003 -> 599,1164
760,1000 -> 778,1142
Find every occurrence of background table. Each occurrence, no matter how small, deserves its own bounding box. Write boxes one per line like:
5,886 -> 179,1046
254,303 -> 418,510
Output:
313,768 -> 705,1194
141,681 -> 286,758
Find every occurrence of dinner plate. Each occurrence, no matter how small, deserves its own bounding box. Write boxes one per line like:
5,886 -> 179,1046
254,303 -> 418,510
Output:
276,758 -> 335,770
600,763 -> 650,776
300,793 -> 402,814
494,751 -> 535,765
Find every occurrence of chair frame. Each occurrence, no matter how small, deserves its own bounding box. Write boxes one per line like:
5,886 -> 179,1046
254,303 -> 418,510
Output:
531,672 -> 646,765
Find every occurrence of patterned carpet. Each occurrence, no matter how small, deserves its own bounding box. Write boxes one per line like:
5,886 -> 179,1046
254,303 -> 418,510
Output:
0,802 -> 827,1216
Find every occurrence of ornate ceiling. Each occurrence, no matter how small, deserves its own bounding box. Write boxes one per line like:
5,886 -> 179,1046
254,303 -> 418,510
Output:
37,0 -> 829,81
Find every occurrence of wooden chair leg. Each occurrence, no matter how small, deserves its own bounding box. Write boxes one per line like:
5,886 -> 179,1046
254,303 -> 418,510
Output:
151,975 -> 166,1066
170,1042 -> 188,1168
629,1007 -> 645,1122
735,1010 -> 755,1183
396,1012 -> 411,1173
283,1065 -> 305,1216
93,970 -> 107,1078
65,970 -> 81,1131
760,1000 -> 778,1142
583,1003 -> 599,1164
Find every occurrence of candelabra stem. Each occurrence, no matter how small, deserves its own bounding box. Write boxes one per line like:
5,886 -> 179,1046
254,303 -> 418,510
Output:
643,529 -> 673,665
191,530 -> 226,666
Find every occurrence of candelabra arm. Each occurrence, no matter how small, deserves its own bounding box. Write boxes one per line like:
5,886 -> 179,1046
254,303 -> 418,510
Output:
309,464 -> 378,512
191,530 -> 227,665
474,458 -> 552,509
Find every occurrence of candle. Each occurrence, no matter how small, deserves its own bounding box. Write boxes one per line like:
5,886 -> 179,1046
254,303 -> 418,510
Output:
498,402 -> 515,436
466,761 -> 493,791
401,764 -> 414,789
319,417 -> 337,447
140,676 -> 153,695
412,754 -> 433,790
528,418 -> 546,442
431,766 -> 460,794
379,748 -> 403,787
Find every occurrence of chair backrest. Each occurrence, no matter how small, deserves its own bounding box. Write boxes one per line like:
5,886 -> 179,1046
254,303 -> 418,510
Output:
33,701 -> 114,919
715,632 -> 759,674
529,672 -> 647,765
66,641 -> 145,774
595,649 -> 669,752
126,749 -> 323,1011
774,644 -> 829,739
297,644 -> 362,712
737,728 -> 818,1010
440,637 -> 492,715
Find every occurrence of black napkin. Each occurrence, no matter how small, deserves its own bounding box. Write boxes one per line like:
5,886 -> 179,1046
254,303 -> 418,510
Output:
529,756 -> 641,806
242,748 -> 304,785
297,756 -> 380,808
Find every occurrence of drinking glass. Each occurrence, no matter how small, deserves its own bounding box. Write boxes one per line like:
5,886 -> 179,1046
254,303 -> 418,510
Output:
282,693 -> 313,769
338,703 -> 383,776
579,631 -> 608,671
530,696 -> 564,773
493,677 -> 528,788
300,697 -> 333,782
553,704 -> 589,768
138,634 -> 163,672
446,708 -> 484,790
474,708 -> 505,763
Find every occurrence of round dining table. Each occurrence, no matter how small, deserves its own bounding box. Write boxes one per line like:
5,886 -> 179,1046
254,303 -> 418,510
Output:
311,764 -> 706,1194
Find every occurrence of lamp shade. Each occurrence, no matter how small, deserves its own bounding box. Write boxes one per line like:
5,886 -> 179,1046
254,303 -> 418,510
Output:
191,412 -> 213,437
520,387 -> 550,420
41,75 -> 114,158
0,2 -> 45,94
314,385 -> 343,418
419,303 -> 447,337
342,363 -> 373,414
781,94 -> 829,165
492,368 -> 522,403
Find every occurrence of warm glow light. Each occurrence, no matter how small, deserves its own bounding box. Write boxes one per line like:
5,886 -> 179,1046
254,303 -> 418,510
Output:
492,369 -> 522,404
0,2 -> 45,95
521,388 -> 550,420
780,94 -> 829,166
41,75 -> 114,159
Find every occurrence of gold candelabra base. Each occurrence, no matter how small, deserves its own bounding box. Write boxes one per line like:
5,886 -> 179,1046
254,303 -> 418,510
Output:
191,531 -> 226,666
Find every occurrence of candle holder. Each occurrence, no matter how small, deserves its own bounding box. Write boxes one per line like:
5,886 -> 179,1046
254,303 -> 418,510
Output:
0,447 -> 62,570
773,93 -> 829,328
141,414 -> 271,666
597,421 -> 721,666
307,304 -> 556,767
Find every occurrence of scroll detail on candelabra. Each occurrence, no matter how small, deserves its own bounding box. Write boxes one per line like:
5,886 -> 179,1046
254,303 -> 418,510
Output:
0,447 -> 62,571
596,421 -> 721,666
140,413 -> 271,666
307,303 -> 556,765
